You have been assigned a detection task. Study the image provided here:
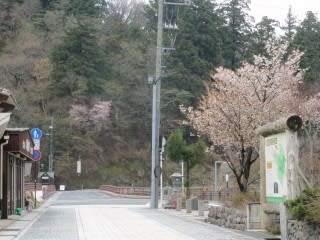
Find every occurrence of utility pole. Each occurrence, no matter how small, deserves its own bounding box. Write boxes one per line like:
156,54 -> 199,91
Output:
150,0 -> 190,209
48,118 -> 54,172
150,0 -> 164,209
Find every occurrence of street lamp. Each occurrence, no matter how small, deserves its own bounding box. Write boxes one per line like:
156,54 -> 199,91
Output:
48,123 -> 54,172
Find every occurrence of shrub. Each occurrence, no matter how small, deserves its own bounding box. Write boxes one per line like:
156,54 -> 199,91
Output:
284,187 -> 320,224
224,192 -> 260,210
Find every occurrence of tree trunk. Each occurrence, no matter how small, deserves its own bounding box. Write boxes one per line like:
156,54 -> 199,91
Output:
242,147 -> 253,192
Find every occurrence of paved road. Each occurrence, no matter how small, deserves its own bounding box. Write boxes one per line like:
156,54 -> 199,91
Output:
13,190 -> 266,240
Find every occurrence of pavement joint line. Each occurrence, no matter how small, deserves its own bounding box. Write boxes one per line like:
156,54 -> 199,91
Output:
13,193 -> 59,240
0,191 -> 276,240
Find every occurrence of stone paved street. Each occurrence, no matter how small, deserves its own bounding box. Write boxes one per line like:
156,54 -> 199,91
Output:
76,205 -> 262,240
19,208 -> 78,240
0,191 -> 273,240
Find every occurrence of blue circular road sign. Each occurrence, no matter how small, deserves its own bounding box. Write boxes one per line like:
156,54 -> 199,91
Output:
31,128 -> 42,140
33,150 -> 41,161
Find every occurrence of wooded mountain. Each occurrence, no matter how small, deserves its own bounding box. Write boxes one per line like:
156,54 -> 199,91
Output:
0,0 -> 319,189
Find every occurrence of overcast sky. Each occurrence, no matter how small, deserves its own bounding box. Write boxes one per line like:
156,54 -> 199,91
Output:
249,0 -> 320,24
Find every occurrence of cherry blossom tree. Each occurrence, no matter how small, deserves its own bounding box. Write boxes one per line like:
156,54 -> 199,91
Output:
181,40 -> 306,192
69,101 -> 112,131
297,92 -> 320,185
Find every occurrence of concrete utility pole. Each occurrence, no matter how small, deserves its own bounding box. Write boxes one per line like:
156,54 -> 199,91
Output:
150,0 -> 191,209
150,0 -> 164,209
48,118 -> 54,172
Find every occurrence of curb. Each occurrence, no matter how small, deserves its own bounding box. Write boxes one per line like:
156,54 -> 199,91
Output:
0,192 -> 59,239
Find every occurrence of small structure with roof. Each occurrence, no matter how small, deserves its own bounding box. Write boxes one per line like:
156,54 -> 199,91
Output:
38,171 -> 55,185
1,128 -> 35,219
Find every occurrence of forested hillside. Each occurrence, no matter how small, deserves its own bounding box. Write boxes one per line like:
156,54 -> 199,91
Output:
0,0 -> 319,189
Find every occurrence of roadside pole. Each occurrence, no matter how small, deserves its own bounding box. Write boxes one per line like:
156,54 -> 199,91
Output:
34,179 -> 37,208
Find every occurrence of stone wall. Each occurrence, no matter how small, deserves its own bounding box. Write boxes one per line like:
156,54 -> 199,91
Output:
207,206 -> 247,231
287,220 -> 320,240
298,128 -> 320,187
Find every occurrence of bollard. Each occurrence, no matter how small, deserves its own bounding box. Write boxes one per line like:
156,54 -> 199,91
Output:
172,199 -> 177,209
198,200 -> 204,216
176,198 -> 181,211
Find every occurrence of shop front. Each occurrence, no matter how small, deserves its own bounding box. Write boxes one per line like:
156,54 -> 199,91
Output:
1,128 -> 34,219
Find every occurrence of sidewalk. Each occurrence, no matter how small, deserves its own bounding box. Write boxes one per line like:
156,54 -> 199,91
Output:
99,191 -> 279,239
161,208 -> 279,240
0,195 -> 54,240
0,210 -> 42,239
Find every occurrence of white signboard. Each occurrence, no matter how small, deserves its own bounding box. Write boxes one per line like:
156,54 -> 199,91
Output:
265,133 -> 287,203
77,160 -> 81,175
33,139 -> 40,150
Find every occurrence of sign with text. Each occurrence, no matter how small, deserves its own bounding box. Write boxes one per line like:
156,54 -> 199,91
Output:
265,133 -> 287,203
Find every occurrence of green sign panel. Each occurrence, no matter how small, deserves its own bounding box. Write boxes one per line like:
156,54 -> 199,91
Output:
265,133 -> 287,204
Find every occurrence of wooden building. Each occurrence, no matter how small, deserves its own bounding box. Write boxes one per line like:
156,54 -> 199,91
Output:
1,128 -> 34,219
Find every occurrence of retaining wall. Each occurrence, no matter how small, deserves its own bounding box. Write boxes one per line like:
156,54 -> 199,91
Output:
287,220 -> 320,240
207,206 -> 247,231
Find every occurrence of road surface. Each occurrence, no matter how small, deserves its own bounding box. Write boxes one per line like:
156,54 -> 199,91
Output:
15,190 -> 265,240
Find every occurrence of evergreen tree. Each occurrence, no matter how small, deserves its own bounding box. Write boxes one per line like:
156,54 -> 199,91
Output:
251,16 -> 279,56
293,11 -> 320,88
166,130 -> 206,198
51,0 -> 109,100
69,0 -> 106,18
218,0 -> 253,69
174,0 -> 224,74
281,6 -> 297,41
162,0 -> 224,118
52,20 -> 108,100
144,0 -> 158,33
